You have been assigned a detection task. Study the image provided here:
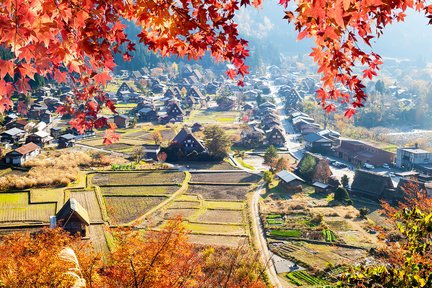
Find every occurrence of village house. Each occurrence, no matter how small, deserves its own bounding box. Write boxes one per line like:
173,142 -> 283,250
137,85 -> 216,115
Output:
187,86 -> 204,100
266,126 -> 286,146
205,82 -> 218,94
335,139 -> 395,167
351,169 -> 395,200
4,113 -> 18,125
113,114 -> 129,128
169,127 -> 206,154
137,107 -> 158,122
312,181 -> 331,194
166,102 -> 184,120
4,142 -> 41,166
58,134 -> 76,148
56,198 -> 90,237
191,123 -> 203,132
142,144 -> 161,161
50,127 -> 62,139
26,131 -> 53,147
240,126 -> 265,147
1,128 -> 25,143
5,119 -> 29,130
276,170 -> 305,191
303,133 -> 334,154
396,145 -> 432,172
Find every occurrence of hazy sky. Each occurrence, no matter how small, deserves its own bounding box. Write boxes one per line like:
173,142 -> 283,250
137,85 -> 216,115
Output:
236,3 -> 432,61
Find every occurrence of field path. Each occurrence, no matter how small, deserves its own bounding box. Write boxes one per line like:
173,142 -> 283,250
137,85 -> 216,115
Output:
251,182 -> 284,288
130,171 -> 191,226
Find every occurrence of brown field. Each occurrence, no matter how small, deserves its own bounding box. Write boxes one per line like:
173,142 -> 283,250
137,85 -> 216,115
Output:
70,190 -> 103,222
197,210 -> 243,224
92,171 -> 184,186
100,185 -> 178,195
190,172 -> 261,184
188,184 -> 251,200
185,162 -> 239,170
188,234 -> 249,247
104,196 -> 166,225
0,192 -> 56,223
169,201 -> 201,209
163,208 -> 199,220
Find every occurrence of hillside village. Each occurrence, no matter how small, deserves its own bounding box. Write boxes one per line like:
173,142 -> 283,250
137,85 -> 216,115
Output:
1,60 -> 432,287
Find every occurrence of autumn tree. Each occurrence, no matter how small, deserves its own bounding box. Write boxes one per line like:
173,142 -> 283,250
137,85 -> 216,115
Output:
157,151 -> 167,163
152,131 -> 163,145
273,156 -> 290,173
204,125 -> 231,160
339,208 -> 432,288
103,219 -> 202,288
0,228 -> 99,288
133,146 -> 145,163
312,158 -> 332,183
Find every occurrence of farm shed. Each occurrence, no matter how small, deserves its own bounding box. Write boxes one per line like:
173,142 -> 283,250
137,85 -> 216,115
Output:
312,182 -> 331,194
276,170 -> 305,191
56,198 -> 90,237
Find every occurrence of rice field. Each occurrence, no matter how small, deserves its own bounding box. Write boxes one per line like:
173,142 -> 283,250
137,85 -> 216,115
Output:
92,171 -> 184,186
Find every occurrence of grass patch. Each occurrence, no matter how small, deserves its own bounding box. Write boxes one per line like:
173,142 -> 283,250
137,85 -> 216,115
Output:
184,222 -> 245,235
267,219 -> 284,225
0,192 -> 56,223
269,229 -> 301,238
267,214 -> 283,219
204,201 -> 244,210
235,157 -> 255,170
286,271 -> 329,286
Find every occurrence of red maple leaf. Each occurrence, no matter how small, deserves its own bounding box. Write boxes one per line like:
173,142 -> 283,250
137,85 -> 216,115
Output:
93,71 -> 111,87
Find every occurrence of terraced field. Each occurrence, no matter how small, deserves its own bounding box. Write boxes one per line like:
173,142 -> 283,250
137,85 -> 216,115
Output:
190,172 -> 261,184
70,190 -> 103,222
100,185 -> 178,195
0,192 -> 56,223
188,184 -> 252,200
92,171 -> 184,186
105,196 -> 166,225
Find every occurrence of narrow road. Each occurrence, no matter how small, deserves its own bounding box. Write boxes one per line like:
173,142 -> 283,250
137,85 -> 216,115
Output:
251,182 -> 283,288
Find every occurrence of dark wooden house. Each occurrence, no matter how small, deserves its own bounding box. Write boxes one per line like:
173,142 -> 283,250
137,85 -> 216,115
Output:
113,114 -> 129,128
266,126 -> 286,146
351,169 -> 395,200
56,198 -> 90,237
170,127 -> 206,154
58,134 -> 76,148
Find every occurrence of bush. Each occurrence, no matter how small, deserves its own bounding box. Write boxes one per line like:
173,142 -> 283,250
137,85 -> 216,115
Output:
263,171 -> 273,183
334,187 -> 350,202
359,207 -> 370,218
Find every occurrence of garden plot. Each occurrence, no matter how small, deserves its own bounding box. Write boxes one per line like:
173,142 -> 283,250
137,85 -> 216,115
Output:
169,200 -> 201,209
186,110 -> 240,124
0,192 -> 56,223
104,196 -> 166,225
196,210 -> 243,224
184,161 -> 239,171
188,184 -> 251,200
188,234 -> 248,247
183,222 -> 246,235
190,172 -> 261,184
92,171 -> 184,186
100,185 -> 178,196
163,208 -> 199,220
70,190 -> 103,222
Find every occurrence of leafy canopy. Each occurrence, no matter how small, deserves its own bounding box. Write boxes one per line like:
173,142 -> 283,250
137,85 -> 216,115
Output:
1,0 -> 432,141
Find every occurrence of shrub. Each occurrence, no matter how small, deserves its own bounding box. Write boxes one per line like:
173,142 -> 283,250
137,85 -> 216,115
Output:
334,187 -> 350,203
359,207 -> 370,218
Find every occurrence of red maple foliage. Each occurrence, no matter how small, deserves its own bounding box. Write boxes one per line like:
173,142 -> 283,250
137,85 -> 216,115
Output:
1,0 -> 431,142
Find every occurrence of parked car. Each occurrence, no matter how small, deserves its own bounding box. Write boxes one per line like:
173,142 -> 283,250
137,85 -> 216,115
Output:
382,163 -> 390,169
388,171 -> 395,177
363,163 -> 375,170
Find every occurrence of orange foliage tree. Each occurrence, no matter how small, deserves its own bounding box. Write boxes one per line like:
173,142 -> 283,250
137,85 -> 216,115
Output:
0,219 -> 267,288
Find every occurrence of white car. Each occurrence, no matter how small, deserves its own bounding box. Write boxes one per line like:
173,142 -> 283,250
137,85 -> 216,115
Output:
363,163 -> 375,170
382,164 -> 390,169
